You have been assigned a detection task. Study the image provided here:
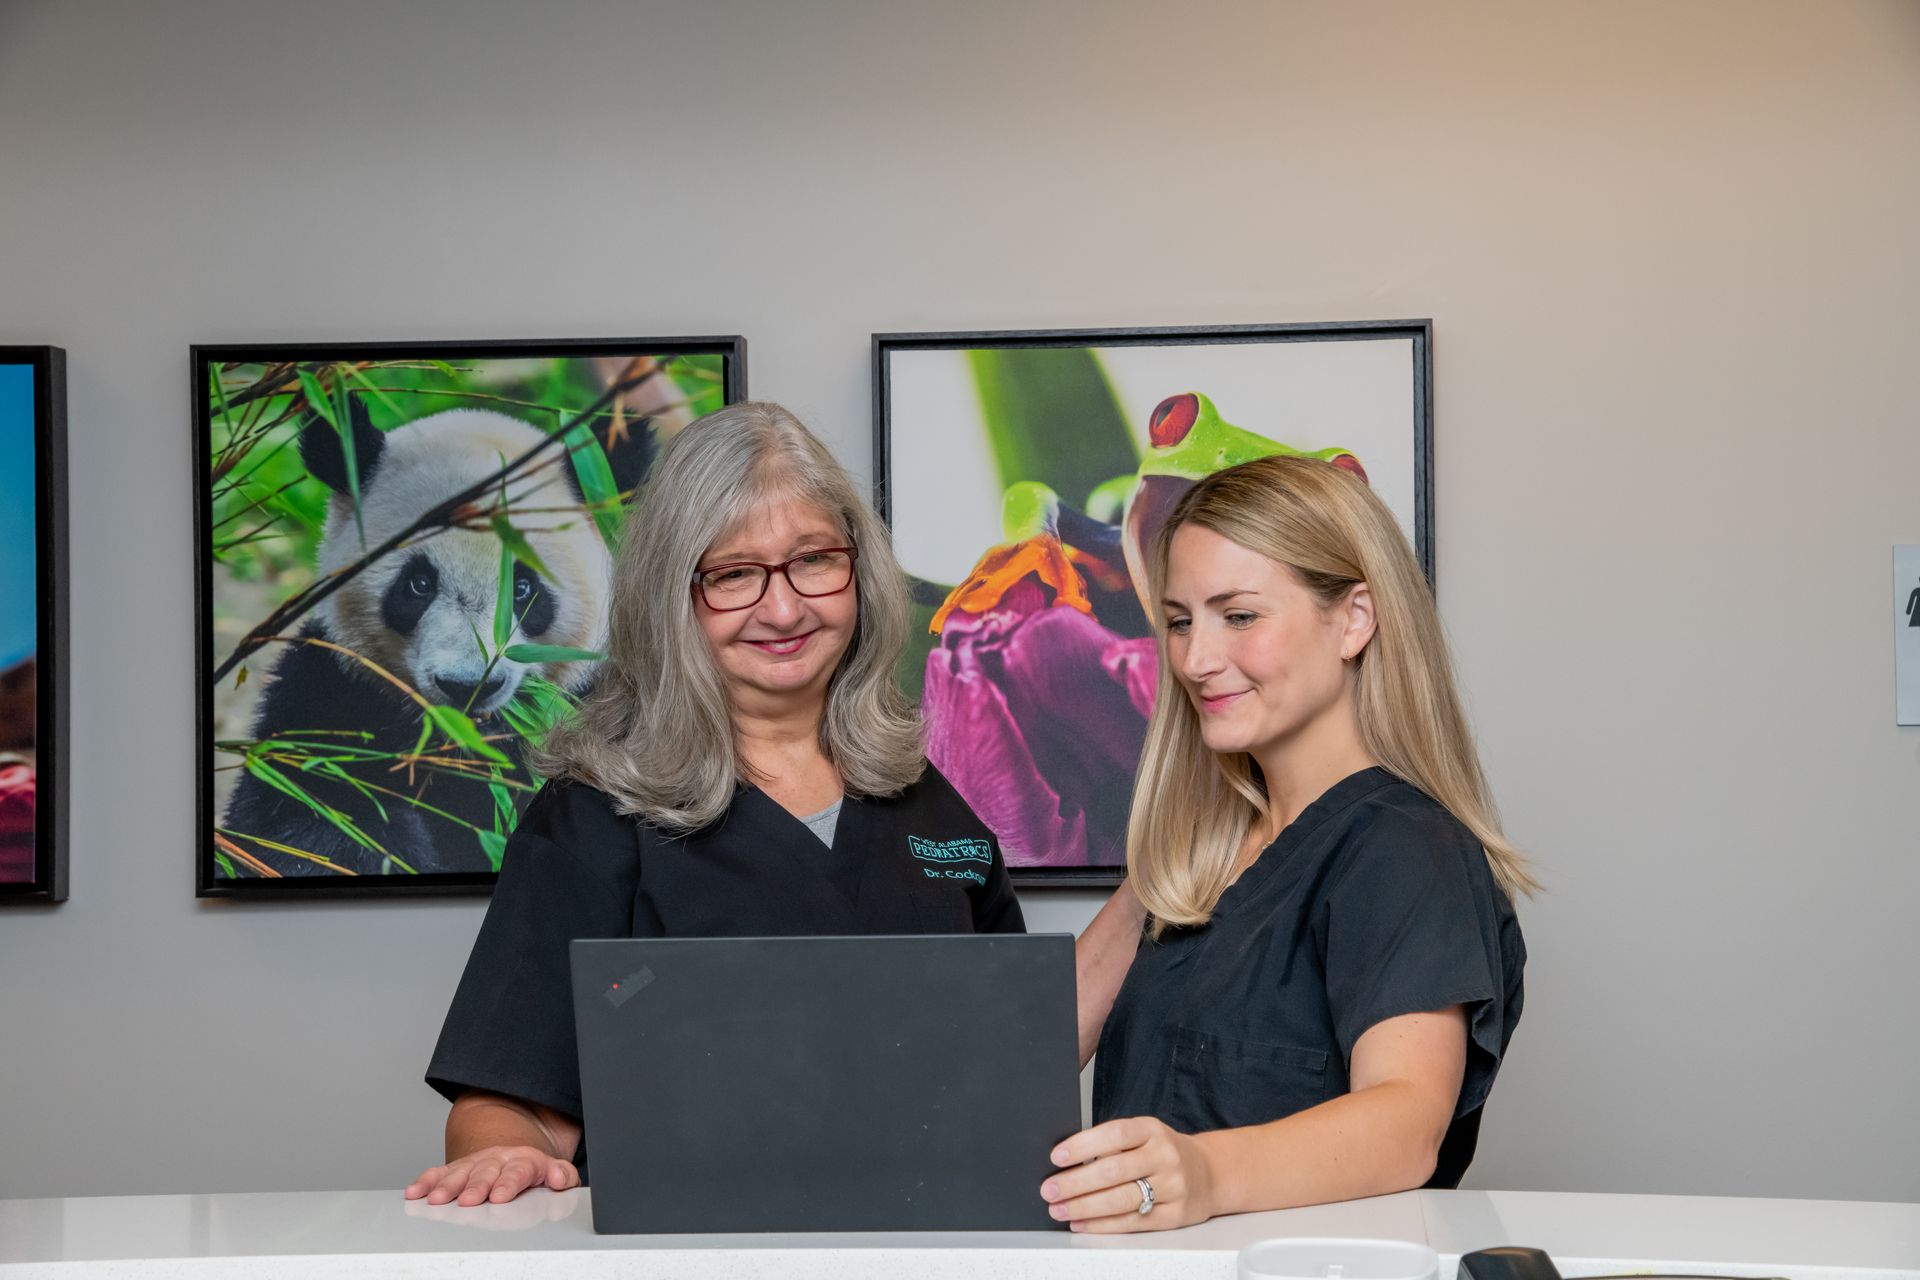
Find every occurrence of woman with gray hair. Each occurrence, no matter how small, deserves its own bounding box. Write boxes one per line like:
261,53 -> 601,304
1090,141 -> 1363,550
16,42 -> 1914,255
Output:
408,402 -> 1025,1208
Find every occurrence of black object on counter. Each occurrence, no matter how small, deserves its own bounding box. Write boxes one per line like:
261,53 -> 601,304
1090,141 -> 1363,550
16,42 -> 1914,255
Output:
1461,1247 -> 1789,1280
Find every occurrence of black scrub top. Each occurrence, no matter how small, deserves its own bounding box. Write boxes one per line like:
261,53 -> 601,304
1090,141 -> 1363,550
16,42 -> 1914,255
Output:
1091,767 -> 1524,1189
425,764 -> 1025,1154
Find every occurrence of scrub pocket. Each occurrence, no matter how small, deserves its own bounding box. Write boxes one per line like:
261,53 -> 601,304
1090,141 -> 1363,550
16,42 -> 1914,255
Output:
1155,1025 -> 1330,1132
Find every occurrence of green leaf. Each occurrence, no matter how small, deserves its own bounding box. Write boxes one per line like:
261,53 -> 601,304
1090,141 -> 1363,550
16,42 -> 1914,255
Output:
502,643 -> 605,665
490,513 -> 557,582
210,366 -> 239,434
332,372 -> 366,552
297,369 -> 336,428
477,828 -> 508,873
499,674 -> 580,750
562,420 -> 623,546
243,756 -> 379,851
298,367 -> 366,550
214,850 -> 237,879
341,363 -> 408,423
496,699 -> 536,741
423,705 -> 512,764
493,536 -> 515,649
965,347 -> 1139,509
312,760 -> 391,822
489,782 -> 517,824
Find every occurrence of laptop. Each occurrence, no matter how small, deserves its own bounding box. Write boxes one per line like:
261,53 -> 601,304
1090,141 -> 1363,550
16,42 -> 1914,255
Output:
570,934 -> 1080,1234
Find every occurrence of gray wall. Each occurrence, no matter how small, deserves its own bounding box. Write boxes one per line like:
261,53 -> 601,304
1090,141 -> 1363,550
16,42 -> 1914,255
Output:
2,0 -> 1916,1204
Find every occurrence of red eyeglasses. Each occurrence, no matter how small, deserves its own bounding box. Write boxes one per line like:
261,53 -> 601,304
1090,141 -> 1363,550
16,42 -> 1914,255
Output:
691,546 -> 859,612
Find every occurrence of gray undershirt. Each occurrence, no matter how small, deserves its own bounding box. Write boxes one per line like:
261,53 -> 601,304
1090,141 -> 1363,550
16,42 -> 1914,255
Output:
799,797 -> 843,849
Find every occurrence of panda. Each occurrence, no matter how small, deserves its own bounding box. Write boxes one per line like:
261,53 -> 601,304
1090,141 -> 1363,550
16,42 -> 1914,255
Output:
220,397 -> 619,877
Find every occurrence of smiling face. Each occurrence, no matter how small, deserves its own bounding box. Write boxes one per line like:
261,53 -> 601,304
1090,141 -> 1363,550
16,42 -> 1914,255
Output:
1161,523 -> 1372,770
693,493 -> 858,718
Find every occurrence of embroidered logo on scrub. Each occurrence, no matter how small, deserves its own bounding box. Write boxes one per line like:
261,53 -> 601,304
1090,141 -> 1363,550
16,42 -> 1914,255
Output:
909,835 -> 991,887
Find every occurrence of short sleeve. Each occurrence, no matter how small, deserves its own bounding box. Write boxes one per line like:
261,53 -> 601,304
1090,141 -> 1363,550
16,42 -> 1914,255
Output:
971,835 -> 1028,935
424,781 -> 639,1120
1320,801 -> 1516,1117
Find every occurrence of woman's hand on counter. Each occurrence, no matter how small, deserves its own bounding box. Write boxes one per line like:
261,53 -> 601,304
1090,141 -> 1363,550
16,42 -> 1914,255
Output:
404,1146 -> 580,1206
1039,1116 -> 1218,1233
406,1090 -> 584,1205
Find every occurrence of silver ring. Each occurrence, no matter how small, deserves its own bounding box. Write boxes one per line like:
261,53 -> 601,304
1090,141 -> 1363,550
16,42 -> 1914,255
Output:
1134,1176 -> 1154,1215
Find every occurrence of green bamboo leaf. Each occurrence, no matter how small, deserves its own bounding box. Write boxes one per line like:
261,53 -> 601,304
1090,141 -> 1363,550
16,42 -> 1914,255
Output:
491,513 -> 557,582
499,675 -> 579,748
342,363 -> 407,422
243,757 -> 379,851
313,761 -> 391,822
211,366 -> 240,435
297,369 -> 336,428
562,421 -> 623,545
423,705 -> 512,764
477,828 -> 508,872
213,851 -> 237,878
298,368 -> 366,550
965,348 -> 1139,509
496,700 -> 537,741
493,537 -> 515,650
332,372 -> 367,553
502,643 -> 604,665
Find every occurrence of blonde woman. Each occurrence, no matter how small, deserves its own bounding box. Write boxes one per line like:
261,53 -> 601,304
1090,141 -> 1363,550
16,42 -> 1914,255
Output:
1047,454 -> 1532,1232
408,403 -> 1023,1208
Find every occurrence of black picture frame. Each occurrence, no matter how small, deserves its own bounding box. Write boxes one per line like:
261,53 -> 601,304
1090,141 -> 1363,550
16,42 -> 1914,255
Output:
873,321 -> 1433,887
195,336 -> 747,899
0,346 -> 70,903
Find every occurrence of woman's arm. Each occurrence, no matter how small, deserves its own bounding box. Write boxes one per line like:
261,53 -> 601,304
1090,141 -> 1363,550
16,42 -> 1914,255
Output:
1041,1006 -> 1467,1231
404,1090 -> 584,1206
1074,880 -> 1146,1066
1199,1007 -> 1466,1213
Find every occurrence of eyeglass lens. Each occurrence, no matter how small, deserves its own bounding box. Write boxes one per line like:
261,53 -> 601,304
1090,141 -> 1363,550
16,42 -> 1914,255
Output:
699,550 -> 854,608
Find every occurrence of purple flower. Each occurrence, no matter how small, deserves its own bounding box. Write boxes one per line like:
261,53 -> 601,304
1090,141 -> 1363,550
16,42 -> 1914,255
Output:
924,578 -> 1157,869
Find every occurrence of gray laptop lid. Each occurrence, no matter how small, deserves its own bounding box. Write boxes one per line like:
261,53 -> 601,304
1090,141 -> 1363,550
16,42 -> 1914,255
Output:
570,934 -> 1079,1234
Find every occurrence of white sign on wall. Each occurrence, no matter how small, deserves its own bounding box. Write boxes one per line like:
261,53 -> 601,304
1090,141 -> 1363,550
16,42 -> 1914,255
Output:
1897,546 -> 1920,725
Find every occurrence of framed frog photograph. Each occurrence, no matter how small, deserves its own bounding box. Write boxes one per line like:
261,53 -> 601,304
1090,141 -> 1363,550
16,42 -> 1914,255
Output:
873,322 -> 1432,886
198,337 -> 746,897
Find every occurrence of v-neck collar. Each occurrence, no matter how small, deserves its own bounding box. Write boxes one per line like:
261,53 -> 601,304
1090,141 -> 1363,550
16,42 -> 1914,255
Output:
741,786 -> 869,915
1210,766 -> 1399,919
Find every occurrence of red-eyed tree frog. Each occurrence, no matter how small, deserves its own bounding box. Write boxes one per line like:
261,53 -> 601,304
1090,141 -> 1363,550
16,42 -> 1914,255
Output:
932,391 -> 1366,629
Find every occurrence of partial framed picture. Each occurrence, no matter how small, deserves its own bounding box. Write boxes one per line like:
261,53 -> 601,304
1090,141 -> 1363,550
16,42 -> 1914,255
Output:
197,337 -> 747,897
874,322 -> 1432,885
0,346 -> 70,903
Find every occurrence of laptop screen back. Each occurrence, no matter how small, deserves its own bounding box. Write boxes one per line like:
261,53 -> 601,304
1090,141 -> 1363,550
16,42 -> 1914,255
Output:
571,934 -> 1080,1234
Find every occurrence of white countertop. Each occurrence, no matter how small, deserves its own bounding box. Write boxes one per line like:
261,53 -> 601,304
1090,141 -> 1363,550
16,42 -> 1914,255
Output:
0,1187 -> 1914,1278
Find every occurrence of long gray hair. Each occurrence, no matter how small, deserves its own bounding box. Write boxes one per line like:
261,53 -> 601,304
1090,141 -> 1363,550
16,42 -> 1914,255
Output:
532,401 -> 924,829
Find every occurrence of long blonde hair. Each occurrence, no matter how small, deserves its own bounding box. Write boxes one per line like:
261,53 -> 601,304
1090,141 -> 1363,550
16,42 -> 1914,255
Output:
533,402 -> 924,829
1127,454 -> 1537,933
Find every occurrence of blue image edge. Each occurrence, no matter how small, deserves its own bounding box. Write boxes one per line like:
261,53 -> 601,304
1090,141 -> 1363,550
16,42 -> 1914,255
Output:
0,347 -> 68,902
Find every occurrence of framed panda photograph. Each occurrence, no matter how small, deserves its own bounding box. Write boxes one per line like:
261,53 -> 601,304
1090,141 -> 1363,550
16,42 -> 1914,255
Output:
196,337 -> 746,897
